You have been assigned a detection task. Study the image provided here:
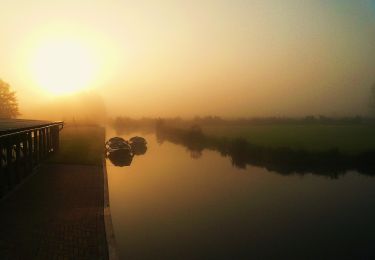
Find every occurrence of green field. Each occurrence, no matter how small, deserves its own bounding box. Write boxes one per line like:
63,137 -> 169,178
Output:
202,125 -> 375,155
47,126 -> 105,165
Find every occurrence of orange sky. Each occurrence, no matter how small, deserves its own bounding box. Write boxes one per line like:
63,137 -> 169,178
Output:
1,0 -> 375,118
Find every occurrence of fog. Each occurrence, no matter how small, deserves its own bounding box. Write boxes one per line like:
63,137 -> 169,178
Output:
1,0 -> 375,119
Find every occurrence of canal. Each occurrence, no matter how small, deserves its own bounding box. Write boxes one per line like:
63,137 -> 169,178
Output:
105,127 -> 375,259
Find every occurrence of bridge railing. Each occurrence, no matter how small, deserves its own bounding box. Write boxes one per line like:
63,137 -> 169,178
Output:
0,122 -> 64,197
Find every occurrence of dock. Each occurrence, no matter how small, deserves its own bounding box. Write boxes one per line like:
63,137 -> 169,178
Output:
0,120 -> 112,259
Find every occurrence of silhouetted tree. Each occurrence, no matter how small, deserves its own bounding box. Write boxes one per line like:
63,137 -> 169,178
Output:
0,79 -> 19,118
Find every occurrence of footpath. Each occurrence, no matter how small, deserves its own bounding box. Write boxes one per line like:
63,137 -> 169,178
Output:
0,164 -> 109,259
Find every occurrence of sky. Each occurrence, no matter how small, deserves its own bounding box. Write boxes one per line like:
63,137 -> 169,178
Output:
0,0 -> 375,118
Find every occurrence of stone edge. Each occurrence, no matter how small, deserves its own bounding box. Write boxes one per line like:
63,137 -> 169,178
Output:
103,157 -> 120,260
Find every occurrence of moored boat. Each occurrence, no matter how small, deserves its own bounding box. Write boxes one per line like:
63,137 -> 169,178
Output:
105,137 -> 131,153
129,136 -> 148,155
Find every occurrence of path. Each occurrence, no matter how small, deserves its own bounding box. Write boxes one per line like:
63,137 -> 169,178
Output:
0,164 -> 108,259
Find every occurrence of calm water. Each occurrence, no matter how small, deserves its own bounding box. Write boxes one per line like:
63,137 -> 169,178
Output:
106,129 -> 375,259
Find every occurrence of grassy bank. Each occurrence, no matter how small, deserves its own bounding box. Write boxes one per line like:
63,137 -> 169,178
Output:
202,125 -> 375,155
47,126 -> 105,165
156,124 -> 375,176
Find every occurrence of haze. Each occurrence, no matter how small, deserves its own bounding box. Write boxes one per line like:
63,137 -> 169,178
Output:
1,0 -> 375,118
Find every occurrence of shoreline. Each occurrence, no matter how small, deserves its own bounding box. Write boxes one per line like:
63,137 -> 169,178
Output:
103,157 -> 120,260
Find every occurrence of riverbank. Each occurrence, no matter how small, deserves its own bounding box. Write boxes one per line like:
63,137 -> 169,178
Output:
47,125 -> 105,165
156,123 -> 375,177
0,125 -> 115,259
202,124 -> 375,155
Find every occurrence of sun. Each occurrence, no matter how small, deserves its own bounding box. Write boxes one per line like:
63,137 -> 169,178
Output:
30,38 -> 98,95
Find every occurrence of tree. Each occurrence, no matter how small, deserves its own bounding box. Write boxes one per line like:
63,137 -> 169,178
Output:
0,79 -> 20,119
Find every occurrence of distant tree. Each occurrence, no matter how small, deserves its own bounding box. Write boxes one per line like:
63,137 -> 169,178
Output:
0,79 -> 20,119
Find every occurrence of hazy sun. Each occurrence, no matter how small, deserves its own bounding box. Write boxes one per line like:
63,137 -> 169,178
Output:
30,38 -> 98,95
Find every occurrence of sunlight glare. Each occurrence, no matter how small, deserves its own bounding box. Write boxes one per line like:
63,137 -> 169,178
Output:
30,38 -> 98,95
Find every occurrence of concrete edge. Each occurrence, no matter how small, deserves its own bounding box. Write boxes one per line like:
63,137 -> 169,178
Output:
103,158 -> 120,260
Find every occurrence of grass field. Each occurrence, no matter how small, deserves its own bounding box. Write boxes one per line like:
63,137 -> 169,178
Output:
47,126 -> 105,165
202,125 -> 375,155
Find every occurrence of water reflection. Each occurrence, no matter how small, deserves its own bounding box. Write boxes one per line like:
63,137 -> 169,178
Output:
106,130 -> 375,259
155,124 -> 375,178
107,149 -> 133,167
105,136 -> 147,167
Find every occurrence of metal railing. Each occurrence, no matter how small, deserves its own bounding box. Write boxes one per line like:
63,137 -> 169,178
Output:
0,121 -> 64,197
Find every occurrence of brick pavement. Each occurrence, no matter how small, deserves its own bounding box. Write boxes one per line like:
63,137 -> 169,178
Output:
0,164 -> 108,259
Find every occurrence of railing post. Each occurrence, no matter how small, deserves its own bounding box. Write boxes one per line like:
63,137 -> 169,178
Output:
6,140 -> 13,190
14,138 -> 21,184
0,122 -> 63,197
0,145 -> 4,197
47,127 -> 51,154
52,125 -> 60,152
20,135 -> 25,179
20,134 -> 26,178
42,128 -> 46,156
28,132 -> 33,172
34,130 -> 38,164
40,129 -> 44,157
39,129 -> 43,160
21,133 -> 26,176
45,128 -> 49,154
43,128 -> 47,156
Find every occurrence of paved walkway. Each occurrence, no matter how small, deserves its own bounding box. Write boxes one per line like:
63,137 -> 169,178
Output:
0,164 -> 108,259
